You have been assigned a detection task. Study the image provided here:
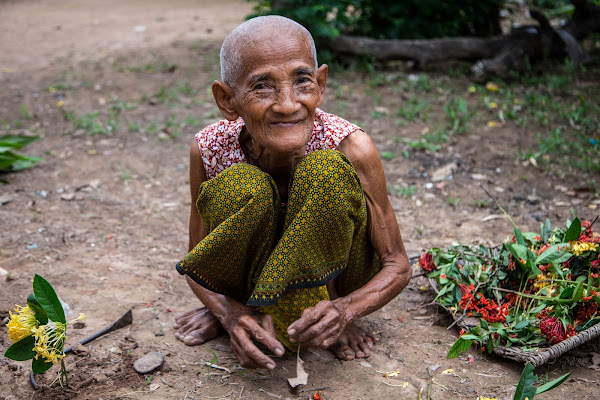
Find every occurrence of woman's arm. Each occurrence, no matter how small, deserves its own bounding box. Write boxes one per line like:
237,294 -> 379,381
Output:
287,130 -> 412,347
186,140 -> 285,368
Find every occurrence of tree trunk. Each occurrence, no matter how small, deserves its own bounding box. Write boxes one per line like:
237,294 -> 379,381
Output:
327,1 -> 598,79
564,0 -> 600,39
328,35 -> 508,66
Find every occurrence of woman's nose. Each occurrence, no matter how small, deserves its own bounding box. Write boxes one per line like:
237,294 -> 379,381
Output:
272,86 -> 301,114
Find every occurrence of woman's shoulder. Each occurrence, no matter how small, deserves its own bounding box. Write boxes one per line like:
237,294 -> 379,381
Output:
309,109 -> 361,152
195,118 -> 246,180
315,109 -> 361,134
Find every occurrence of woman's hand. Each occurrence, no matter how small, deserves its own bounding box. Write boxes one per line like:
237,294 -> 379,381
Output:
287,299 -> 350,348
226,307 -> 286,370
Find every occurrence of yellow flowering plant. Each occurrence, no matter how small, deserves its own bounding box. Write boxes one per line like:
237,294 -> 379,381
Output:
4,274 -> 84,386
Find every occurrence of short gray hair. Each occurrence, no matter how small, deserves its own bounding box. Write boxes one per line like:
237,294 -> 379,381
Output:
220,16 -> 318,88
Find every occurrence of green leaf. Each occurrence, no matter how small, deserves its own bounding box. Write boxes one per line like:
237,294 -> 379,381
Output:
480,318 -> 489,331
564,217 -> 581,243
4,335 -> 36,361
542,218 -> 551,243
514,227 -> 526,245
535,372 -> 571,395
0,135 -> 40,150
27,293 -> 48,325
572,276 -> 586,302
535,244 -> 571,265
32,355 -> 54,374
447,337 -> 472,359
33,274 -> 65,323
507,243 -> 528,262
560,286 -> 575,300
513,362 -> 537,400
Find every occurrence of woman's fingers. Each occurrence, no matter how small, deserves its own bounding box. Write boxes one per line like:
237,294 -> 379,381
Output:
229,314 -> 284,370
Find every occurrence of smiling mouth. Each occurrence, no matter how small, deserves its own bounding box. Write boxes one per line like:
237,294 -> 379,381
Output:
270,119 -> 303,126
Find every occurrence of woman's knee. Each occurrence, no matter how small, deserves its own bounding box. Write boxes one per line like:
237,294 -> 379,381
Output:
294,150 -> 361,189
197,163 -> 278,218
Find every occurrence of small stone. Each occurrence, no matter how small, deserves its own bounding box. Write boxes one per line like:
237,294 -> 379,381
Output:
133,352 -> 164,374
148,383 -> 160,391
154,332 -> 165,337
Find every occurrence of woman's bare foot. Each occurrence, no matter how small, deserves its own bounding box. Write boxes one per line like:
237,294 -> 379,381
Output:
173,307 -> 224,345
328,323 -> 378,360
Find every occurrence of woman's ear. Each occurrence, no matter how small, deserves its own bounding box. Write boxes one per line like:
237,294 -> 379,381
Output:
316,64 -> 328,107
212,80 -> 239,121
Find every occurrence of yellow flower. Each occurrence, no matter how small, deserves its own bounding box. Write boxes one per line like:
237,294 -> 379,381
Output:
487,121 -> 500,128
7,305 -> 39,343
56,100 -> 65,107
468,86 -> 477,93
33,321 -> 67,364
569,241 -> 598,256
489,102 -> 498,109
485,82 -> 499,92
478,397 -> 498,400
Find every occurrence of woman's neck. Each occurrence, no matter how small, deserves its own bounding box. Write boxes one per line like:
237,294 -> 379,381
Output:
240,128 -> 306,179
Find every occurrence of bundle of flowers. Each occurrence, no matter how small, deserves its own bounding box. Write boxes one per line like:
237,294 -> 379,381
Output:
4,274 -> 84,386
419,217 -> 600,359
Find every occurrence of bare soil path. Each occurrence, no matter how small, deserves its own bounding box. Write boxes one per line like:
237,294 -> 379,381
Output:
1,1 -> 599,399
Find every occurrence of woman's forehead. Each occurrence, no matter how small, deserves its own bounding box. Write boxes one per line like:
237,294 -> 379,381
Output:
238,34 -> 315,79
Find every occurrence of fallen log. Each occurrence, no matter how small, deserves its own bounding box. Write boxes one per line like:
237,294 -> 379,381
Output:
327,0 -> 597,79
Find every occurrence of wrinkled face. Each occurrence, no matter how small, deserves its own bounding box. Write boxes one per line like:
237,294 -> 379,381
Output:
230,32 -> 326,154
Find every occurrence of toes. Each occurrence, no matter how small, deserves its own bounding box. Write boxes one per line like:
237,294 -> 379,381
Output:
333,343 -> 355,360
183,332 -> 208,346
351,342 -> 365,358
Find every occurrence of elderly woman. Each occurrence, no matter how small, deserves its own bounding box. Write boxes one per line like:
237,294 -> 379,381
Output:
174,15 -> 411,370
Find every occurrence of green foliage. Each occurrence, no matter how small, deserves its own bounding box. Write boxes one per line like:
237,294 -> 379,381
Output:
250,0 -> 502,48
387,183 -> 417,198
513,362 -> 571,400
445,97 -> 474,135
0,135 -> 42,172
33,274 -> 66,324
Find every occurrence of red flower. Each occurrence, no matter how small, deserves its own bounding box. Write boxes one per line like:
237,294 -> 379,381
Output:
419,252 -> 436,272
591,255 -> 600,270
538,313 -> 577,345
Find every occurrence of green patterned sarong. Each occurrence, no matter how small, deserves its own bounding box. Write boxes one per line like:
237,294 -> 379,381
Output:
176,150 -> 380,349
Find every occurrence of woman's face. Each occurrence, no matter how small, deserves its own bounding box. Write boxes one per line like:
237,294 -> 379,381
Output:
229,32 -> 327,154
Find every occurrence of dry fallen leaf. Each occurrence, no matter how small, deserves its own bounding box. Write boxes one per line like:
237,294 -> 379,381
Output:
287,348 -> 308,389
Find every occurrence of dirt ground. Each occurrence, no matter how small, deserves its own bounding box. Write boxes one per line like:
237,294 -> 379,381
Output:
1,0 -> 599,399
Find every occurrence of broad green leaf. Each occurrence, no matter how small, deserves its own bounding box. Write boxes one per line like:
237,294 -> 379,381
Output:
11,156 -> 41,171
514,227 -> 526,246
32,355 -> 54,374
572,276 -> 586,303
506,243 -> 528,262
542,218 -> 551,243
535,244 -> 571,265
27,293 -> 48,325
522,232 -> 539,242
0,135 -> 40,150
514,362 -> 537,400
535,372 -> 571,395
33,274 -> 65,324
487,336 -> 495,353
4,335 -> 36,361
447,337 -> 472,359
564,217 -> 581,243
514,320 -> 530,330
560,286 -> 575,300
460,334 -> 481,341
480,318 -> 489,331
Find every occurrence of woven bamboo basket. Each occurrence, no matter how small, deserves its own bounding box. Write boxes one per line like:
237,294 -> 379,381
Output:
429,277 -> 600,367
